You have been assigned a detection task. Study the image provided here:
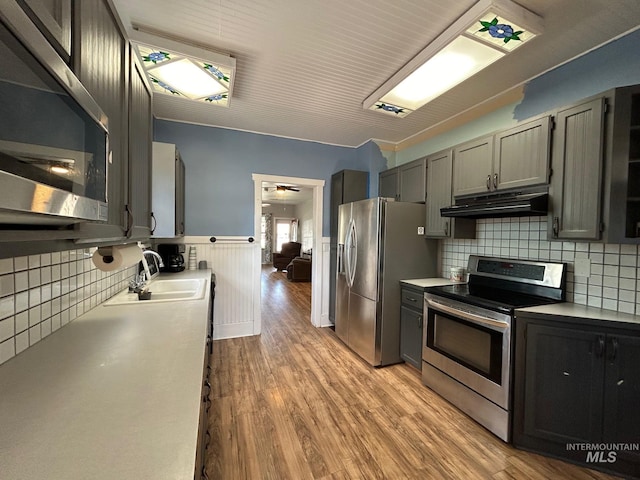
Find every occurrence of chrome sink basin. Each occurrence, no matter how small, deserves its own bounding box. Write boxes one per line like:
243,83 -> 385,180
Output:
104,278 -> 207,306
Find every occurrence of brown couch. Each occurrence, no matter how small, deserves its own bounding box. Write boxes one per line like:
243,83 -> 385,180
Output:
287,257 -> 311,282
272,242 -> 301,270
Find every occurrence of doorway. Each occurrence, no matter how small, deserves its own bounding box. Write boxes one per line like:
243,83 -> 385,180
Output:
252,174 -> 324,331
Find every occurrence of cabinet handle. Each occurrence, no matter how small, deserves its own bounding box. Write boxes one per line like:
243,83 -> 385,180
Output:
596,335 -> 605,358
417,314 -> 422,329
486,175 -> 491,190
407,296 -> 417,303
552,217 -> 560,238
609,337 -> 619,362
125,204 -> 134,236
493,173 -> 498,189
444,221 -> 449,237
150,212 -> 157,234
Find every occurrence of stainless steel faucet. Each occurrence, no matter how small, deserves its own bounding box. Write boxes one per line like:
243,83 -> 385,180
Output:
142,249 -> 165,268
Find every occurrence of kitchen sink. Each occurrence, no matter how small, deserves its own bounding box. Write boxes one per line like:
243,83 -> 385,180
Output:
104,278 -> 207,306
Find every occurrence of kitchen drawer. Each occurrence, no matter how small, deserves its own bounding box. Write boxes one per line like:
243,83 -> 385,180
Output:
401,288 -> 423,309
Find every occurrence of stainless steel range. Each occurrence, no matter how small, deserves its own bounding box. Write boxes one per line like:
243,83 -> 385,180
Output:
422,255 -> 566,442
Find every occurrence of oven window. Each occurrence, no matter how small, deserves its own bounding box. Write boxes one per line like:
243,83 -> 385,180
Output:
428,311 -> 503,384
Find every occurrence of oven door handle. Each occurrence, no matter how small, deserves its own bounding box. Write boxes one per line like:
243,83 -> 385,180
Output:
426,298 -> 509,330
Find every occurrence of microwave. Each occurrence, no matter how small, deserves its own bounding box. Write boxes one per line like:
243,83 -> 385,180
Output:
0,2 -> 109,225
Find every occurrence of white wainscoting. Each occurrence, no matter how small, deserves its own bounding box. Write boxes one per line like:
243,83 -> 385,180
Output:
183,236 -> 258,340
320,237 -> 332,327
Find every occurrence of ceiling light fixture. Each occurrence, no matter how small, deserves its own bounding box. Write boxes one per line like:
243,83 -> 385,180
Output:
363,0 -> 543,117
129,27 -> 236,107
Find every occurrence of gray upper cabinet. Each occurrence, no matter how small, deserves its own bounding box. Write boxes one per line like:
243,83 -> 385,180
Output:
425,149 -> 476,239
425,150 -> 452,237
399,157 -> 427,203
453,117 -> 551,198
453,136 -> 494,197
20,0 -> 72,59
494,116 -> 551,191
126,53 -> 153,241
73,0 -> 129,242
379,168 -> 399,200
378,157 -> 426,202
600,84 -> 640,243
549,97 -> 605,240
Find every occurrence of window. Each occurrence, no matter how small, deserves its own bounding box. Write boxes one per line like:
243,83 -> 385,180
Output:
261,215 -> 267,249
275,219 -> 291,252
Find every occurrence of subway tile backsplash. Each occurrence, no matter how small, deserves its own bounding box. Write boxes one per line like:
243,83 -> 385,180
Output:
0,249 -> 137,366
441,217 -> 639,315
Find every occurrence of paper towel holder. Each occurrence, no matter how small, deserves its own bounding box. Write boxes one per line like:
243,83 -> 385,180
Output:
97,246 -> 115,264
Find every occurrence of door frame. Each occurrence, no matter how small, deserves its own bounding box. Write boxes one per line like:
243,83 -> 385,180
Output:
252,173 -> 325,330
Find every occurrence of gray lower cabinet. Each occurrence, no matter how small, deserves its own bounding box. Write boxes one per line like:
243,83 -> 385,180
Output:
548,97 -> 605,240
378,157 -> 426,202
400,285 -> 423,369
329,170 -> 368,323
513,315 -> 640,478
195,340 -> 212,480
425,149 -> 476,239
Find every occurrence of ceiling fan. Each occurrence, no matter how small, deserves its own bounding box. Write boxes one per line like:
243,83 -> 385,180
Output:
264,185 -> 300,193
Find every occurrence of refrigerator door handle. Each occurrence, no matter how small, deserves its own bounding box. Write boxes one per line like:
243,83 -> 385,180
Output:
344,219 -> 356,287
349,220 -> 357,287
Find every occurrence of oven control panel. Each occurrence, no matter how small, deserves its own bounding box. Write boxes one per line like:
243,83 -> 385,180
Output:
476,259 -> 545,281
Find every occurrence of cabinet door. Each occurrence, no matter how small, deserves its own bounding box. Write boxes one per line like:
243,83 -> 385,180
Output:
426,150 -> 452,237
453,136 -> 494,197
549,98 -> 605,240
126,54 -> 152,240
73,0 -> 128,241
494,116 -> 551,190
523,323 -> 605,444
175,154 -> 186,236
603,333 -> 640,444
21,0 -> 72,59
379,168 -> 399,200
399,158 -> 426,202
400,305 -> 422,369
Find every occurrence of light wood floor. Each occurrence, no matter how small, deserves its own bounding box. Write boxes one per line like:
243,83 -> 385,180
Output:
206,266 -> 618,479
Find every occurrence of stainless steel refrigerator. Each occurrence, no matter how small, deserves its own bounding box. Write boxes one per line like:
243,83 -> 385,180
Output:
335,197 -> 437,367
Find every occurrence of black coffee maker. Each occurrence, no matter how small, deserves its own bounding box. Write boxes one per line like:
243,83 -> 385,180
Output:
157,244 -> 185,272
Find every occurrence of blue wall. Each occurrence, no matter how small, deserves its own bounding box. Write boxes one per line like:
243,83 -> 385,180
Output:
155,29 -> 640,237
154,121 -> 375,236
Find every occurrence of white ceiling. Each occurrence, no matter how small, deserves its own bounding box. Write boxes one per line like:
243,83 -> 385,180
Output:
112,0 -> 640,148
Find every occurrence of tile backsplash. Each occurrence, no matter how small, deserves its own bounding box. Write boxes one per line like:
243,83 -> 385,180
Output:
441,217 -> 639,315
0,249 -> 137,366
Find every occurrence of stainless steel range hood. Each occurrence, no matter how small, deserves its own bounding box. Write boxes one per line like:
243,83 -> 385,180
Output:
441,187 -> 549,219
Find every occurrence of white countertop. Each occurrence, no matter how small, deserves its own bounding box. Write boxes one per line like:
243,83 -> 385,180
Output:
400,277 -> 463,289
0,270 -> 212,480
516,302 -> 640,326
